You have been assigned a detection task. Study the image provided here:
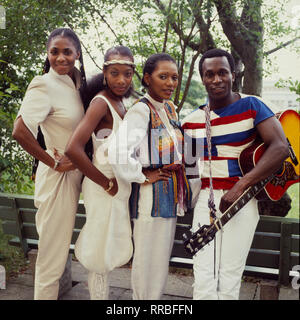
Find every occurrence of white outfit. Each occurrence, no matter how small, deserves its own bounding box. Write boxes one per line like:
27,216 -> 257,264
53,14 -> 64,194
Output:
17,67 -> 84,300
74,95 -> 133,300
109,93 -> 179,300
192,189 -> 259,300
181,96 -> 272,300
131,184 -> 176,300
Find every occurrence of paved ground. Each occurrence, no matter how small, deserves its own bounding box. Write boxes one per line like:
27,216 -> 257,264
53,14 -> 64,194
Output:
0,260 -> 299,301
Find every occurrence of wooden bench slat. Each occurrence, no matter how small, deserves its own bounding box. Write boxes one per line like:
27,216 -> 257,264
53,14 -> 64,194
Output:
76,203 -> 86,214
15,197 -> 36,209
176,213 -> 193,225
71,230 -> 80,244
246,250 -> 280,269
257,216 -> 299,234
0,207 -> 16,220
22,223 -> 39,239
1,193 -> 299,286
74,214 -> 86,229
0,196 -> 15,207
2,221 -> 18,237
8,237 -> 38,249
291,235 -> 299,252
290,254 -> 299,268
251,232 -> 281,251
20,210 -> 36,223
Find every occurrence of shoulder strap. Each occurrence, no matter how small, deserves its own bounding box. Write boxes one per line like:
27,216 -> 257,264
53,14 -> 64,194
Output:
90,94 -> 120,119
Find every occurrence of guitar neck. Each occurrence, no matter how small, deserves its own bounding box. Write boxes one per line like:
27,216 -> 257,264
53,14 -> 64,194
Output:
215,175 -> 274,229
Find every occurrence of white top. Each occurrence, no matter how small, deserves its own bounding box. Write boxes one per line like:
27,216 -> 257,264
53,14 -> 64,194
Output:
17,67 -> 84,153
89,94 -> 123,178
108,93 -> 180,184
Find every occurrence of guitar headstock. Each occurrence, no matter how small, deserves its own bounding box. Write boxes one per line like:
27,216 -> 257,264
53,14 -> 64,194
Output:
183,224 -> 217,256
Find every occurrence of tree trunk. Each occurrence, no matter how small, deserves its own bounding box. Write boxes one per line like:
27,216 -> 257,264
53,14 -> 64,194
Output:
242,53 -> 263,96
213,0 -> 264,96
231,48 -> 243,93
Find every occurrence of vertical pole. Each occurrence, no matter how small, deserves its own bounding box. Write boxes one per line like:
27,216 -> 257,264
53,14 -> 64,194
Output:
279,222 -> 292,286
12,197 -> 29,256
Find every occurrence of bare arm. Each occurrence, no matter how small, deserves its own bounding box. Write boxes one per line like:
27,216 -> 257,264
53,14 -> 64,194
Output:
65,97 -> 117,195
219,116 -> 289,212
12,116 -> 75,172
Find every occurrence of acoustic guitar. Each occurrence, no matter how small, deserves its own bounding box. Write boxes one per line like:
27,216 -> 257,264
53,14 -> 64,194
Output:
184,109 -> 300,256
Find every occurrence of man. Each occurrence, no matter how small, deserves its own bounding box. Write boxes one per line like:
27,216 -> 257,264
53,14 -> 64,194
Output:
182,48 -> 289,300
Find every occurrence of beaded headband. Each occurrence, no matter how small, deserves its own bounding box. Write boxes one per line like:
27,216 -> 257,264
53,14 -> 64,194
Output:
103,59 -> 136,68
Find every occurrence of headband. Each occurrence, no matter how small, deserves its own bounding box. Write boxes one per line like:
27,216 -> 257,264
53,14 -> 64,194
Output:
103,59 -> 136,68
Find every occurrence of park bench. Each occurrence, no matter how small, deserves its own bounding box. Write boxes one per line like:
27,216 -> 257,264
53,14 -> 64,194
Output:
0,192 -> 299,290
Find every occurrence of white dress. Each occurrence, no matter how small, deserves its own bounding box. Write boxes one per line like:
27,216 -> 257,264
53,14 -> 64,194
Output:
74,95 -> 133,275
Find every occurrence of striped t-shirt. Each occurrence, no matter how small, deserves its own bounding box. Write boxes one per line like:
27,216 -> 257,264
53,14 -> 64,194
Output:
181,95 -> 274,190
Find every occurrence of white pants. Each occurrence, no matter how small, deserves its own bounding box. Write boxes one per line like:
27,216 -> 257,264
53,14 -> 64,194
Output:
87,272 -> 109,300
34,162 -> 82,300
192,189 -> 259,300
131,184 -> 177,300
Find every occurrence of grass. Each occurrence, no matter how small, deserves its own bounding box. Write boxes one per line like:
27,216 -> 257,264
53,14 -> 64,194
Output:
0,222 -> 29,280
286,183 -> 299,219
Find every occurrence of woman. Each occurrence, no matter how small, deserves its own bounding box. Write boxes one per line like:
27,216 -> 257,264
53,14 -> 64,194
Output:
65,46 -> 135,300
109,53 -> 191,300
12,28 -> 87,300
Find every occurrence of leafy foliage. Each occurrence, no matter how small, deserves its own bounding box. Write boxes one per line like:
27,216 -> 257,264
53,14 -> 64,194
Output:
0,0 -> 67,193
276,78 -> 300,103
0,0 -> 299,194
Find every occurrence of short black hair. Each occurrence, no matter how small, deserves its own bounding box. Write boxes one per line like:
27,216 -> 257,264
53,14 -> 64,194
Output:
198,48 -> 235,78
142,53 -> 176,87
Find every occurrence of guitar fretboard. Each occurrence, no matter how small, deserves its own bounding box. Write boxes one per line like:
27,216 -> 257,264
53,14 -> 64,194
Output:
215,175 -> 274,229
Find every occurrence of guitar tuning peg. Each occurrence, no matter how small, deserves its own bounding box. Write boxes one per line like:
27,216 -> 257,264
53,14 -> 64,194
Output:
182,233 -> 188,240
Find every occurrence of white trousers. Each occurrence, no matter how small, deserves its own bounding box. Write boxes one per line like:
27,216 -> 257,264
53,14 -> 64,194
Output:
192,189 -> 259,300
34,162 -> 82,300
88,272 -> 109,300
131,184 -> 177,300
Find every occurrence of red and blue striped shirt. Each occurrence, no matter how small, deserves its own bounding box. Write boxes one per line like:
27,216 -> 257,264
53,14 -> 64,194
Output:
181,95 -> 274,190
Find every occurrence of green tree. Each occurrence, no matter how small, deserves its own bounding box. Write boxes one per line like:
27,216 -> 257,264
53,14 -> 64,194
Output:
1,0 -> 299,195
153,0 -> 299,95
276,78 -> 300,105
0,0 -> 67,193
62,0 -> 299,104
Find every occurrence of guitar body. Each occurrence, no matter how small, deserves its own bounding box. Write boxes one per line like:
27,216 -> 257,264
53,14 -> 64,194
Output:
239,109 -> 300,201
279,110 -> 300,176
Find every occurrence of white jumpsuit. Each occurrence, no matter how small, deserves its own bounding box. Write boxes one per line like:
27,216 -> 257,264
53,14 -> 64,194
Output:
17,67 -> 84,299
74,95 -> 133,299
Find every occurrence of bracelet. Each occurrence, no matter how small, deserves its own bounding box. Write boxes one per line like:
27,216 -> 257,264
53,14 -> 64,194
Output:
105,179 -> 114,192
144,177 -> 150,183
53,158 -> 60,170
